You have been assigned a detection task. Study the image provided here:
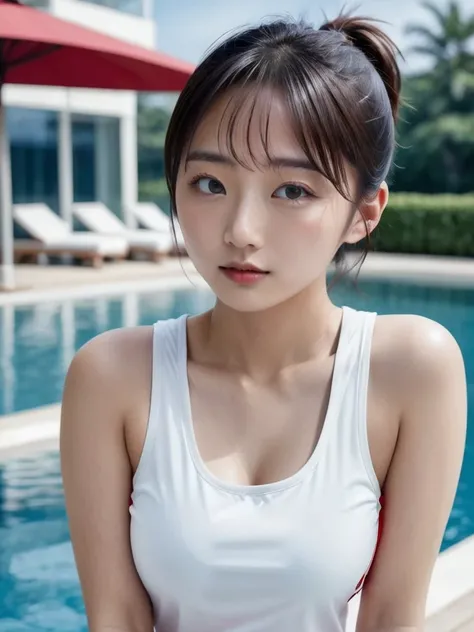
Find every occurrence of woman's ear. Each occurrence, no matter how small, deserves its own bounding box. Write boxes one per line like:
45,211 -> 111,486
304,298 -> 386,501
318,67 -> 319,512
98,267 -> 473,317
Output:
344,182 -> 389,244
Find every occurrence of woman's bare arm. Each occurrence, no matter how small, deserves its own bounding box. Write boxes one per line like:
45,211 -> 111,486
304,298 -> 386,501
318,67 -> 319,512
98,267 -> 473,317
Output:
60,331 -> 154,632
356,316 -> 467,632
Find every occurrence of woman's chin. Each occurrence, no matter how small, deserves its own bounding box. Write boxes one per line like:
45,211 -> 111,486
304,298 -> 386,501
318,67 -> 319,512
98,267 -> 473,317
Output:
210,284 -> 289,314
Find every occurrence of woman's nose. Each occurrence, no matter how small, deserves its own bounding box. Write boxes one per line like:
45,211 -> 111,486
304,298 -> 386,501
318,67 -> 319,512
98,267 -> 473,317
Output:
223,200 -> 265,250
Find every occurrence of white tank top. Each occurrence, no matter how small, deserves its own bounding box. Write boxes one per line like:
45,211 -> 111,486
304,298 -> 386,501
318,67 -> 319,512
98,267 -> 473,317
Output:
130,306 -> 382,632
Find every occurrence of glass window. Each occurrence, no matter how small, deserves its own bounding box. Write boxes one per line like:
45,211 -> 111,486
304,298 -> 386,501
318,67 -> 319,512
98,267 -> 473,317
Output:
24,0 -> 148,15
6,108 -> 122,229
7,107 -> 59,213
22,0 -> 50,7
72,115 -> 122,216
79,0 -> 145,17
72,119 -> 96,203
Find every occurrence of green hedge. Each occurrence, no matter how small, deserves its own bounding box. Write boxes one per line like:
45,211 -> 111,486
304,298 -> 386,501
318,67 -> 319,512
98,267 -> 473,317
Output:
372,193 -> 474,257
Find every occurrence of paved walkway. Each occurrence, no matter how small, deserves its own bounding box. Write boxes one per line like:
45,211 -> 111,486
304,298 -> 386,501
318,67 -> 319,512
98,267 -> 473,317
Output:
7,256 -> 196,292
349,251 -> 474,287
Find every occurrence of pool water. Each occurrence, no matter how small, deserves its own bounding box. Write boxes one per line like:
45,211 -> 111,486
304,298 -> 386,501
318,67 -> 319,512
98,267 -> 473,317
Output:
0,281 -> 473,630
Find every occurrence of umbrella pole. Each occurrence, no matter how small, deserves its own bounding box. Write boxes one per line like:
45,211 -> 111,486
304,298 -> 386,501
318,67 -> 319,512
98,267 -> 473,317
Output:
0,82 -> 15,290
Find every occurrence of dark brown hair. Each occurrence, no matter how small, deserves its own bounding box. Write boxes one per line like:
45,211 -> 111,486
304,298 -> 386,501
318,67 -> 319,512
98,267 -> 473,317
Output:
164,13 -> 402,273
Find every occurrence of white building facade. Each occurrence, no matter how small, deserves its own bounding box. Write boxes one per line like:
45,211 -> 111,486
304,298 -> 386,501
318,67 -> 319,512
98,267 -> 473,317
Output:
4,0 -> 157,229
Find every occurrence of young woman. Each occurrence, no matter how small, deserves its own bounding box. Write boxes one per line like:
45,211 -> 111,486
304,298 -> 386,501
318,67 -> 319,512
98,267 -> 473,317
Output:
60,14 -> 467,632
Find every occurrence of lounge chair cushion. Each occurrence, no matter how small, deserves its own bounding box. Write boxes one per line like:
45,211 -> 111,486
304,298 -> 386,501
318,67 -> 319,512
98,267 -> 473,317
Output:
73,202 -> 173,253
13,204 -> 128,257
132,203 -> 186,250
14,235 -> 127,257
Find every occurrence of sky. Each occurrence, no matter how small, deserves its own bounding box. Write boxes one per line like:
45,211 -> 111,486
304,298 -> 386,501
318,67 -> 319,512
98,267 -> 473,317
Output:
155,0 -> 474,75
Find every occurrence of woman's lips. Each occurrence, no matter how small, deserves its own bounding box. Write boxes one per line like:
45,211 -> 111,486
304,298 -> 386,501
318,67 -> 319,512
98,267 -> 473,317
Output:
219,266 -> 270,285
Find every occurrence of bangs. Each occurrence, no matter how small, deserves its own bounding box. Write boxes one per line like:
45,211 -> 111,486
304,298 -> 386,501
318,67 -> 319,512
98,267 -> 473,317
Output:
167,18 -> 394,213
183,67 -> 368,202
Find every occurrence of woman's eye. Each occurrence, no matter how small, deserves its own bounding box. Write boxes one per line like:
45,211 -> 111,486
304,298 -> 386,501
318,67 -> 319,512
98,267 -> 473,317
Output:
273,184 -> 310,201
195,177 -> 226,195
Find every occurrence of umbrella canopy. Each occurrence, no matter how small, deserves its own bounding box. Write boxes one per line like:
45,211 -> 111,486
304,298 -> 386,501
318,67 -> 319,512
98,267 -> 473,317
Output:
0,0 -> 194,90
0,0 -> 195,289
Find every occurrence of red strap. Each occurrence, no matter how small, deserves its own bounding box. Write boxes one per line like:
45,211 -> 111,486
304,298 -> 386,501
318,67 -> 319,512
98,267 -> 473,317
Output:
348,495 -> 384,602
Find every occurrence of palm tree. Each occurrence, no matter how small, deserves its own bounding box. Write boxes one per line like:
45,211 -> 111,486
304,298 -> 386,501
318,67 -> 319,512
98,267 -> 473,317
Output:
394,2 -> 474,192
406,1 -> 474,64
405,1 -> 474,108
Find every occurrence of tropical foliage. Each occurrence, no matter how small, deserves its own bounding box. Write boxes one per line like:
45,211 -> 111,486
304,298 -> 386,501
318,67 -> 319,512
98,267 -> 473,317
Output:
393,1 -> 474,193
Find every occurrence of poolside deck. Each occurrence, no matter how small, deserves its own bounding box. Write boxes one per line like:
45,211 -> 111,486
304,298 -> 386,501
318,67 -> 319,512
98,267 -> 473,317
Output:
7,256 -> 197,292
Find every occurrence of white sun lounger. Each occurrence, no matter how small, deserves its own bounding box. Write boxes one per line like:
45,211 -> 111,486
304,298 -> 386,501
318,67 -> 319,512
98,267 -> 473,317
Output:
13,203 -> 128,268
130,202 -> 186,255
72,202 -> 173,261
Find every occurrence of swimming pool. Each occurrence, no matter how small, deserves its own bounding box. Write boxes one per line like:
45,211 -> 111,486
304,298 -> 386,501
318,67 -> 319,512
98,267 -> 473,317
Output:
0,280 -> 473,630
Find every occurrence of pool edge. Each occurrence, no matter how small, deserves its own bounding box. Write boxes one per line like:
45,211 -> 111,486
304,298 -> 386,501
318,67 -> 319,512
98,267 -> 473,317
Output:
0,404 -> 61,459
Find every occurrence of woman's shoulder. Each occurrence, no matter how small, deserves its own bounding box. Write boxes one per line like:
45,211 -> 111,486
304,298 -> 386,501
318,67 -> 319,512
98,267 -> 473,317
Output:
370,313 -> 465,415
372,312 -> 462,368
63,326 -> 155,413
71,325 -> 154,375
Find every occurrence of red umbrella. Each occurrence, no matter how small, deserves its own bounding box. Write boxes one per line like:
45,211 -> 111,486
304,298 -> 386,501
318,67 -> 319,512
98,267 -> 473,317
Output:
0,0 -> 195,289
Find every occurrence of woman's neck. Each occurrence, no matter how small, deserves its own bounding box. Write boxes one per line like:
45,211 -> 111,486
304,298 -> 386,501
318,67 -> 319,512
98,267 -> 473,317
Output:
197,281 -> 343,381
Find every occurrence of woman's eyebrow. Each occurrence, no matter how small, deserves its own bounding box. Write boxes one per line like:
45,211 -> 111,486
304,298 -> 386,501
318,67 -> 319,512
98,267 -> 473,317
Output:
186,150 -> 317,171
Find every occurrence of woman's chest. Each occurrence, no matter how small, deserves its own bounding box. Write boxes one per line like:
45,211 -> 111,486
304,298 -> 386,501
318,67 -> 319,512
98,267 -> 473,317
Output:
130,481 -> 380,608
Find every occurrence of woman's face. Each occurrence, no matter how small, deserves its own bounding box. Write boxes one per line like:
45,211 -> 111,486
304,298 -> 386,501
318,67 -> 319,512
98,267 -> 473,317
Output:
175,88 -> 370,313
